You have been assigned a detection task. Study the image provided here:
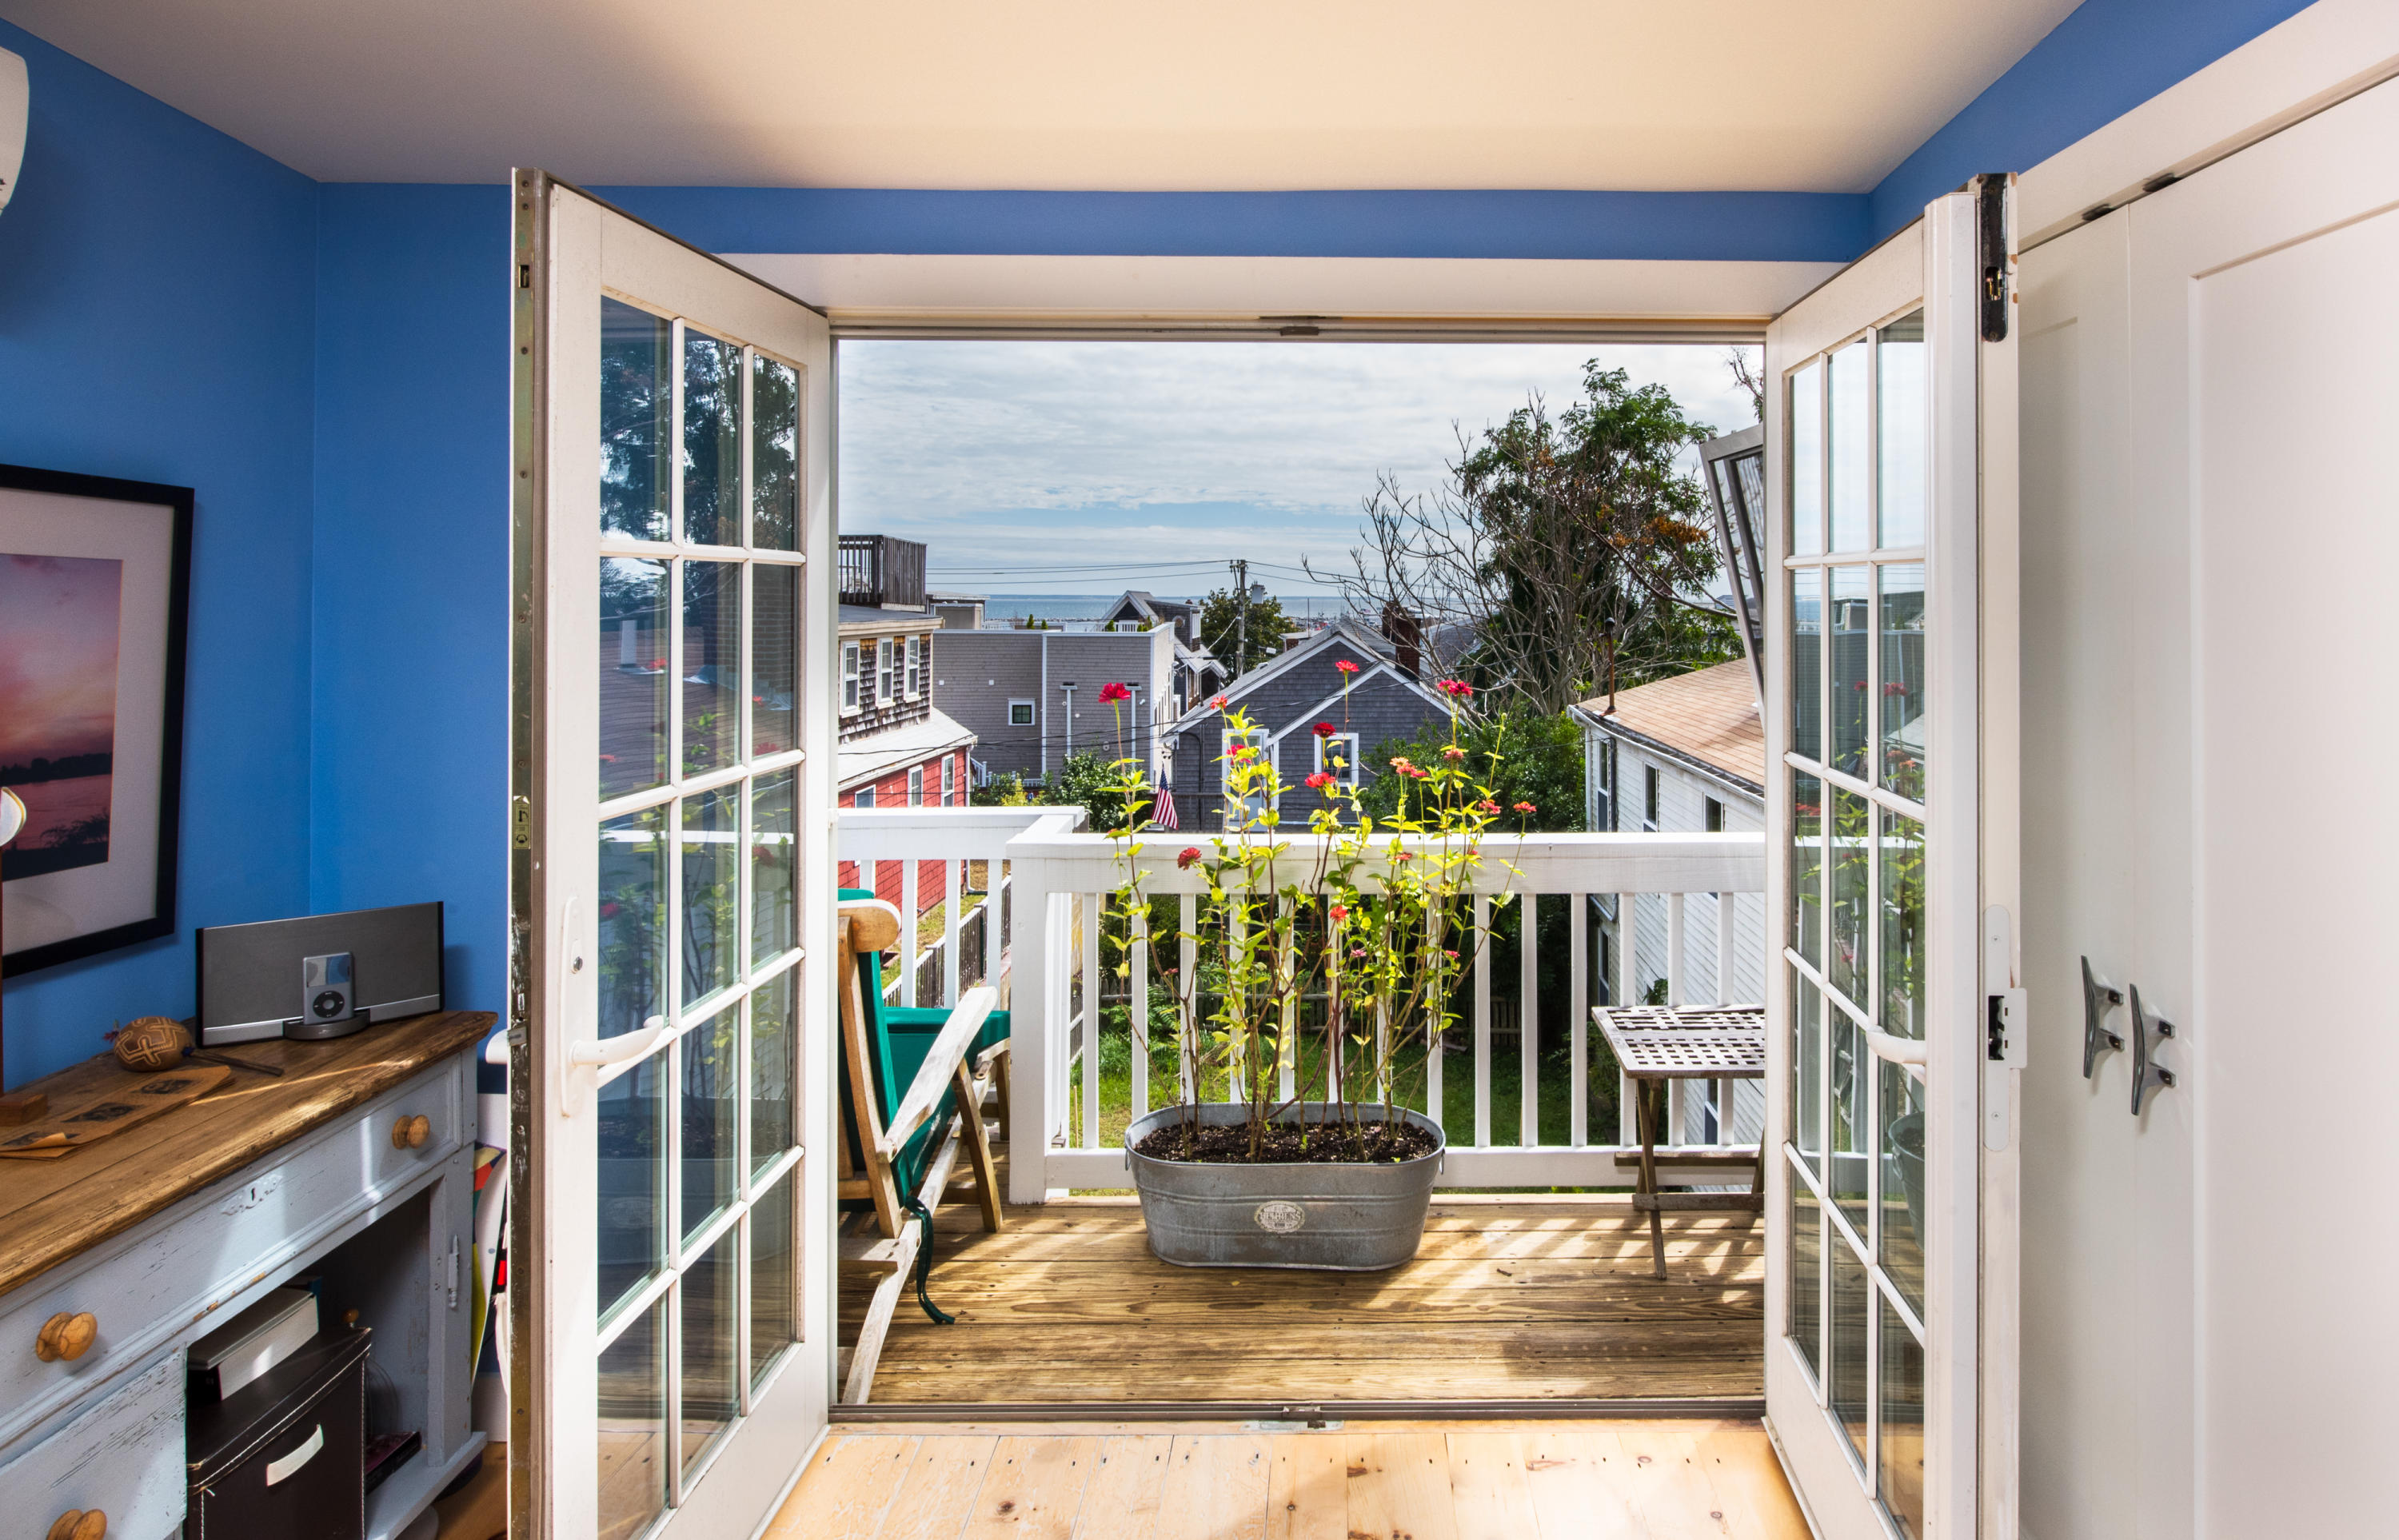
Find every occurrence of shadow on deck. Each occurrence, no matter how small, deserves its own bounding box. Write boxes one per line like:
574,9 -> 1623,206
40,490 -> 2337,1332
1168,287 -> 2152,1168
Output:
839,1193 -> 1762,1406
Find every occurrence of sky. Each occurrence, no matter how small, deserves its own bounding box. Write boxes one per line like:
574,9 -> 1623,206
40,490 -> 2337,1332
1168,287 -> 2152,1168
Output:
837,340 -> 1762,599
0,553 -> 122,766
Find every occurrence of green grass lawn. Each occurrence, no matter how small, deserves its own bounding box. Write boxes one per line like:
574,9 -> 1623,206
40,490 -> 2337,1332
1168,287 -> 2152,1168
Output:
1065,1006 -> 1637,1191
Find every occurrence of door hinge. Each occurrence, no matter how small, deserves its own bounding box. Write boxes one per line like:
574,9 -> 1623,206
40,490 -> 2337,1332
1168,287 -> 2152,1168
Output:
1976,172 -> 2010,342
512,795 -> 533,849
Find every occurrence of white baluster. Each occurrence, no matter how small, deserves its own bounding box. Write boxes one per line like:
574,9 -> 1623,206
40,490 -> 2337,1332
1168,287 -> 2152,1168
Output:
942,857 -> 962,1007
1519,892 -> 1539,1148
1473,892 -> 1491,1148
1131,895 -> 1149,1125
1570,892 -> 1589,1148
900,859 -> 920,1008
1082,891 -> 1101,1150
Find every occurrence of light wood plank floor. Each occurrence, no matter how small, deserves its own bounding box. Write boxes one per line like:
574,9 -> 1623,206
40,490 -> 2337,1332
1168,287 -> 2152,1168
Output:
769,1421 -> 1810,1539
840,1196 -> 1762,1404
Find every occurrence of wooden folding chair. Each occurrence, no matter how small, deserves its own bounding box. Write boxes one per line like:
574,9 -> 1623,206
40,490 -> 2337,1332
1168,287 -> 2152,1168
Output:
834,896 -> 1006,1403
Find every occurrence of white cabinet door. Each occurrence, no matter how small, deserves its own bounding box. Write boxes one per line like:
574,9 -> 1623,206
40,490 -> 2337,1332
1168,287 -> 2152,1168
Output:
1762,181 -> 2021,1540
510,174 -> 835,1540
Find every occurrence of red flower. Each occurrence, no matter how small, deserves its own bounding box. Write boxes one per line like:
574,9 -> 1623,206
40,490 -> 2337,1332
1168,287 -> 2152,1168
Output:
1209,694 -> 1229,709
1176,847 -> 1203,870
1439,744 -> 1465,760
599,901 -> 621,919
1883,681 -> 1909,696
1333,659 -> 1360,675
649,657 -> 667,670
1477,799 -> 1500,815
1304,771 -> 1335,790
1328,904 -> 1350,923
1312,721 -> 1335,738
1098,682 -> 1132,704
1513,800 -> 1536,814
1389,756 -> 1415,772
1437,678 -> 1474,698
1231,745 -> 1255,761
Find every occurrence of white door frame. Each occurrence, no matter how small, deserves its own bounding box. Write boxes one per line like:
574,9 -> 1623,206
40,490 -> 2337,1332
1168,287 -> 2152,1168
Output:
510,171 -> 837,1540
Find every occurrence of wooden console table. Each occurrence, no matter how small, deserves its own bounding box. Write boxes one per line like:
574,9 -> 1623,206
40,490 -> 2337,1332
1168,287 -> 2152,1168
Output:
0,1011 -> 496,1540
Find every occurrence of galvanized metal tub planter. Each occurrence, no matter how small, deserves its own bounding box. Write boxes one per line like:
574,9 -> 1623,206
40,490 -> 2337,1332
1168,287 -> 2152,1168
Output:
1124,1102 -> 1445,1271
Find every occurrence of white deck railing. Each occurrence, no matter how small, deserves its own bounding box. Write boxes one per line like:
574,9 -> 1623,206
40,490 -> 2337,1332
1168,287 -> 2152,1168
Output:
839,808 -> 1768,1203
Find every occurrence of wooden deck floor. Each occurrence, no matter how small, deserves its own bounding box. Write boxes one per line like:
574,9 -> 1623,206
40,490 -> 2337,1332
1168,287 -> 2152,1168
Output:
840,1195 -> 1762,1405
769,1421 -> 1809,1539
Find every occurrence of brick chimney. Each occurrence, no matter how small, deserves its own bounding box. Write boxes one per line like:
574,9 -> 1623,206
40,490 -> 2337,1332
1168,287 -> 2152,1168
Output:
1381,601 -> 1422,680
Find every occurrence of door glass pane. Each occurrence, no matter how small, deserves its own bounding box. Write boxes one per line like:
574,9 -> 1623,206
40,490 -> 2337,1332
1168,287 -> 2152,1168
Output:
1790,771 -> 1822,968
751,1175 -> 799,1390
681,787 -> 740,1007
1879,563 -> 1926,800
1880,1291 -> 1927,1538
1789,361 -> 1824,556
600,559 -> 669,798
1880,1058 -> 1927,1312
1829,341 -> 1870,553
597,1051 -> 665,1317
596,1295 -> 666,1540
1790,1175 -> 1822,1380
680,1228 -> 738,1478
682,329 -> 740,546
752,354 -> 800,551
1830,566 -> 1870,776
1878,312 -> 1926,549
751,967 -> 796,1172
752,563 -> 800,759
600,807 -> 666,1039
1795,973 -> 1822,1175
682,1009 -> 737,1242
751,768 -> 798,966
1790,569 -> 1822,763
600,299 -> 670,543
1830,786 -> 1869,1003
1830,1235 -> 1871,1467
682,561 -> 742,776
1830,1007 -> 1868,1234
1879,809 -> 1926,1037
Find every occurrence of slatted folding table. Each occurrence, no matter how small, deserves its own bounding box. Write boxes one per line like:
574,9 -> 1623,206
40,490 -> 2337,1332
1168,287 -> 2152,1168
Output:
1593,1004 -> 1767,1279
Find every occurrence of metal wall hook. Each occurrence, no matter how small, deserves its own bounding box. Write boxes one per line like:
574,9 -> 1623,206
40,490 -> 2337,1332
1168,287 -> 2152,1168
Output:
2081,956 -> 2125,1078
2129,984 -> 2177,1115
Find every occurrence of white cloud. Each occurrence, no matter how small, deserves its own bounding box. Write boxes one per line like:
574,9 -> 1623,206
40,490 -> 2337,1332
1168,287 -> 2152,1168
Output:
838,339 -> 1760,592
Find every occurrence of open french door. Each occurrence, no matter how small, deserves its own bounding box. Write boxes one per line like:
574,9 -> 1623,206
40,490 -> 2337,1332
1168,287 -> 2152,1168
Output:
509,173 -> 836,1540
1762,179 -> 2020,1539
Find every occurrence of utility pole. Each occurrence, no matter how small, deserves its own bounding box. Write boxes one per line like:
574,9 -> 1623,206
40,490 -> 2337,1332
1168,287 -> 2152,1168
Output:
1230,558 -> 1248,679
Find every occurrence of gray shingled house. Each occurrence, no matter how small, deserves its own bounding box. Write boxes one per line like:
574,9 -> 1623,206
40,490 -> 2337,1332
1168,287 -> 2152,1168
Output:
1163,617 -> 1459,832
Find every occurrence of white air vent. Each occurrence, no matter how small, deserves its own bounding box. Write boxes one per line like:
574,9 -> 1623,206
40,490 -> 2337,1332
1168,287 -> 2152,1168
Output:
0,48 -> 23,216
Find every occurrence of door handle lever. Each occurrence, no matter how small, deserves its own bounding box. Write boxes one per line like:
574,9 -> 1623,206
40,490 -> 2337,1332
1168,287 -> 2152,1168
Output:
561,1016 -> 665,1118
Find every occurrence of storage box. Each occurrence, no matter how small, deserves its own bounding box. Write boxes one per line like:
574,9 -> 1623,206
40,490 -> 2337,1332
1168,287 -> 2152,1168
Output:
186,1327 -> 370,1540
190,1285 -> 318,1402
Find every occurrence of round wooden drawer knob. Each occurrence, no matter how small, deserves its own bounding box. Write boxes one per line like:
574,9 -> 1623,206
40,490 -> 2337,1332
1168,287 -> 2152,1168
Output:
392,1114 -> 431,1150
34,1311 -> 97,1363
46,1508 -> 106,1540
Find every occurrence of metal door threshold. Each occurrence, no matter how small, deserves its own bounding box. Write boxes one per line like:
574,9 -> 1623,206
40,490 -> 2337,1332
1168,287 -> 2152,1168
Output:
833,1395 -> 1766,1424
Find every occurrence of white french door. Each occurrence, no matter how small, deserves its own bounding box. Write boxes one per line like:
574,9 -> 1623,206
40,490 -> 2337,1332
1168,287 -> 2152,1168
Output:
1762,181 -> 2019,1539
510,174 -> 836,1540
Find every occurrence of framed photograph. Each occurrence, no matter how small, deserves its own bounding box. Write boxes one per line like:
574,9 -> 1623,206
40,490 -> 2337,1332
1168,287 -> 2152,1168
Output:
0,465 -> 193,975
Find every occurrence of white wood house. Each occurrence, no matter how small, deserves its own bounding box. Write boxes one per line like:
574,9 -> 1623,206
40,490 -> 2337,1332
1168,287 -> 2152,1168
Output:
1576,660 -> 1771,1145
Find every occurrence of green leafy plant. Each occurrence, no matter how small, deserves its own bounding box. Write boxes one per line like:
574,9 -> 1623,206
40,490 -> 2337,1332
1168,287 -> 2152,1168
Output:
1085,675 -> 1525,1162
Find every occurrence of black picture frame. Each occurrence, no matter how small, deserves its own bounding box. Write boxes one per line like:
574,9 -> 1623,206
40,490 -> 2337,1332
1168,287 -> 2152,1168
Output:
0,463 -> 194,976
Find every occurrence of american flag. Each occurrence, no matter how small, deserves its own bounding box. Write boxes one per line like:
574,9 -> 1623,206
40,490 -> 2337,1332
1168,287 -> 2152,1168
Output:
1152,787 -> 1180,830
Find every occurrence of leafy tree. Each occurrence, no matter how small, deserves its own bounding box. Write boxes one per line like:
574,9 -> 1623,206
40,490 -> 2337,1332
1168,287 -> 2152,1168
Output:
1357,710 -> 1586,834
1319,363 -> 1730,714
1196,586 -> 1289,677
1046,752 -> 1136,830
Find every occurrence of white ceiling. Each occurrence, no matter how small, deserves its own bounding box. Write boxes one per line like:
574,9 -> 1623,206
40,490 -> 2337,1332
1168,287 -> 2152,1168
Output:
0,0 -> 2080,190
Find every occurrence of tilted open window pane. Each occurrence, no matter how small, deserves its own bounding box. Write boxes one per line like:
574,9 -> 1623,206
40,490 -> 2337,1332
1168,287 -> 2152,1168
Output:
1829,341 -> 1871,553
1790,360 -> 1824,557
750,353 -> 800,551
1879,563 -> 1926,800
682,328 -> 742,546
601,558 -> 669,798
600,299 -> 671,543
681,561 -> 742,777
1877,312 -> 1926,550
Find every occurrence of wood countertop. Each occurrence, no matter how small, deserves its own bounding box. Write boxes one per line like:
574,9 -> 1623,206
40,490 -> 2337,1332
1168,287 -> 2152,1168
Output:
0,1010 -> 497,1298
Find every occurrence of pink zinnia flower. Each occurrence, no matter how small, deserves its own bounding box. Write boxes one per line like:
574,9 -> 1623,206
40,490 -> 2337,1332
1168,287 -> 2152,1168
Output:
1440,744 -> 1465,760
1231,745 -> 1255,761
1099,681 -> 1131,704
1305,771 -> 1335,790
1209,694 -> 1229,709
1328,904 -> 1349,923
1334,659 -> 1359,675
1514,800 -> 1536,814
1437,678 -> 1474,698
1477,799 -> 1500,815
1177,847 -> 1202,870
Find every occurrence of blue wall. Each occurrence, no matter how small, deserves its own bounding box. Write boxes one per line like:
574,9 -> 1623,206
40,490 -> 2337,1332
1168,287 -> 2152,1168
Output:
1869,0 -> 2318,237
0,21 -> 318,1086
599,187 -> 1870,263
308,185 -> 512,1025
